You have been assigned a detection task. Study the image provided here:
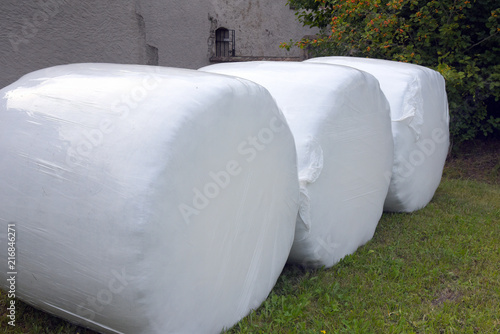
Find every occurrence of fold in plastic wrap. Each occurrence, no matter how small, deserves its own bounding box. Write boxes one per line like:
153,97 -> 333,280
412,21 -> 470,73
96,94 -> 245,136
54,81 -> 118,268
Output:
0,64 -> 300,333
200,62 -> 393,268
306,57 -> 450,212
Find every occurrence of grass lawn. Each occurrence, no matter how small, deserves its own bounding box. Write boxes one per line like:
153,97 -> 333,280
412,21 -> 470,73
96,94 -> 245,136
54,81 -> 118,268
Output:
1,139 -> 499,334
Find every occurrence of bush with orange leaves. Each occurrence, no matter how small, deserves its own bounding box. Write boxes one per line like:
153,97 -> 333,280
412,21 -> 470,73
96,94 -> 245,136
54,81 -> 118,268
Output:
283,0 -> 499,143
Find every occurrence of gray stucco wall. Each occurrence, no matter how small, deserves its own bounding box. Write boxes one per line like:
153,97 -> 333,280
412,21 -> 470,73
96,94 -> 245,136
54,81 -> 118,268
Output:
136,0 -> 211,69
0,0 -> 316,89
0,0 -> 149,89
208,0 -> 313,58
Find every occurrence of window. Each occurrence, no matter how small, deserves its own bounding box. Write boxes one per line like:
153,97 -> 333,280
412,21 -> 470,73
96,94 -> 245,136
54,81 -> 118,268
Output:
215,28 -> 235,57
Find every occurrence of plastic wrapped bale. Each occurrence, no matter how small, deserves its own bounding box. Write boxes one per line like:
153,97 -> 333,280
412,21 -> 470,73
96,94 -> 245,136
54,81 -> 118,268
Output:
306,57 -> 450,212
0,63 -> 300,334
200,62 -> 393,268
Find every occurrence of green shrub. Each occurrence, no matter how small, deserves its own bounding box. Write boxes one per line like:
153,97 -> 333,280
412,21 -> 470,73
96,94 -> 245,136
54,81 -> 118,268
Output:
283,0 -> 500,143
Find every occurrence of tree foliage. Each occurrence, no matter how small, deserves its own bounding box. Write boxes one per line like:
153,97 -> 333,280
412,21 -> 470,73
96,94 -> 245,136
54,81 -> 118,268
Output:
283,0 -> 500,143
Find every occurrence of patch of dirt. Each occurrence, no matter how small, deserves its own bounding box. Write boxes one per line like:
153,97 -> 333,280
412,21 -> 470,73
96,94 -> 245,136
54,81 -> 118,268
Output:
444,137 -> 500,185
432,288 -> 462,306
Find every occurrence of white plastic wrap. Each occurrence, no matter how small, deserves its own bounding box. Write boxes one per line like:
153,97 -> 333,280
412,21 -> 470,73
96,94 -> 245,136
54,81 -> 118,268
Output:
306,57 -> 450,212
0,64 -> 300,333
200,62 -> 393,268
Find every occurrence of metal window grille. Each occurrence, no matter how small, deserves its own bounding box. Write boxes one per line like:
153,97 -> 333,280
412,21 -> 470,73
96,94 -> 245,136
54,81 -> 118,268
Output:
215,28 -> 235,57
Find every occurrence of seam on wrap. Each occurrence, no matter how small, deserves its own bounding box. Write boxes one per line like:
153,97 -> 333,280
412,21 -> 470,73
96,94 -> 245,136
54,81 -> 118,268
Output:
298,137 -> 323,230
392,75 -> 424,141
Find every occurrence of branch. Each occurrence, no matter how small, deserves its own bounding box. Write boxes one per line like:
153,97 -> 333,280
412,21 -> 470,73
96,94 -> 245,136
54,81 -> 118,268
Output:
466,31 -> 499,51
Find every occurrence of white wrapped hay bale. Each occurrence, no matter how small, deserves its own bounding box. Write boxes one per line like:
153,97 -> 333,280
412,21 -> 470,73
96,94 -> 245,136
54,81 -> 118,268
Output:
0,64 -> 299,334
306,57 -> 450,212
200,62 -> 393,268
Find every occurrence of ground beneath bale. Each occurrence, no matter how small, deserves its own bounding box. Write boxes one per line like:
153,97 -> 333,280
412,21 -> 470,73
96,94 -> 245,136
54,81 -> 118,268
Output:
444,137 -> 500,185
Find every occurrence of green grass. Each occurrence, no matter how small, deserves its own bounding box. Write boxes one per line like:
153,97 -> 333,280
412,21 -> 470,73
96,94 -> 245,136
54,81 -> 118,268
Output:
224,178 -> 500,333
1,157 -> 499,333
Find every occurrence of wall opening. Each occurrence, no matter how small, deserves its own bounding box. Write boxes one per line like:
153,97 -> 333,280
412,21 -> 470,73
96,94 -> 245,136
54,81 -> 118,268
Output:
215,27 -> 235,57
